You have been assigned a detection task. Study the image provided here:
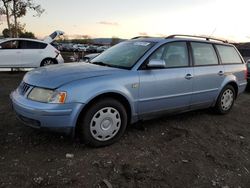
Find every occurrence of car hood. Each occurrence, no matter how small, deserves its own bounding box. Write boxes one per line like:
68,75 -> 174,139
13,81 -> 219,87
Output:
23,63 -> 125,89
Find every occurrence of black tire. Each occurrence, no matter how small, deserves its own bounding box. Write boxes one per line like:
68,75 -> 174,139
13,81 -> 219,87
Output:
214,85 -> 236,114
79,98 -> 128,147
40,58 -> 57,67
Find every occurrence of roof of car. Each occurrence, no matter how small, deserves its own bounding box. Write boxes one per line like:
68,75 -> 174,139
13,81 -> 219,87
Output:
1,38 -> 47,44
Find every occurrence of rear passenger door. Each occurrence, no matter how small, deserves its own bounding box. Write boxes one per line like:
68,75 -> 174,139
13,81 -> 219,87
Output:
138,42 -> 193,116
19,40 -> 47,67
190,42 -> 224,108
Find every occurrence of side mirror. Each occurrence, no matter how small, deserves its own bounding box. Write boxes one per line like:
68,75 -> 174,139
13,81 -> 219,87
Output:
147,59 -> 166,68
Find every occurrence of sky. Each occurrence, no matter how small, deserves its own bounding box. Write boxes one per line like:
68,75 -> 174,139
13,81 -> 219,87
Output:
0,0 -> 250,42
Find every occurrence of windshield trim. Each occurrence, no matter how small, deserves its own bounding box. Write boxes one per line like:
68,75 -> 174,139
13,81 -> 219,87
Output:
128,41 -> 157,70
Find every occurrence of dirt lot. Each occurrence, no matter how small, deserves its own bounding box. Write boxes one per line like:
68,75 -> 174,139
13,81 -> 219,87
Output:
0,71 -> 250,188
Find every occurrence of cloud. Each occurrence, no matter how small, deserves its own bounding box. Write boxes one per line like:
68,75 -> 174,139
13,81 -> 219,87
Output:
138,32 -> 148,36
98,21 -> 119,26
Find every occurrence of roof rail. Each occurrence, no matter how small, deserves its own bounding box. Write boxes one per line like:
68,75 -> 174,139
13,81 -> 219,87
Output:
166,34 -> 228,43
131,36 -> 151,40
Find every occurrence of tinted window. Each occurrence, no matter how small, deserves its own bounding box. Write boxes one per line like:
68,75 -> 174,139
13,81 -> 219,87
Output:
0,40 -> 19,49
149,42 -> 189,68
191,42 -> 218,66
19,41 -> 47,49
49,32 -> 57,40
216,45 -> 242,64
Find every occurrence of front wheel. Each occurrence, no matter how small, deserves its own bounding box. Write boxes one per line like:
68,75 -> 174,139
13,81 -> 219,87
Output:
79,98 -> 128,147
214,85 -> 236,114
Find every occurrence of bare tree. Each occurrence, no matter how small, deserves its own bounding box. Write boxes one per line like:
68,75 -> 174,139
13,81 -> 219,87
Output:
0,0 -> 44,37
11,0 -> 44,37
0,0 -> 12,37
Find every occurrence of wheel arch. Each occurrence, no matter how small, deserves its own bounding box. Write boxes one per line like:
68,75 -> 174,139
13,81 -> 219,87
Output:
75,92 -> 132,136
40,57 -> 58,67
226,81 -> 238,99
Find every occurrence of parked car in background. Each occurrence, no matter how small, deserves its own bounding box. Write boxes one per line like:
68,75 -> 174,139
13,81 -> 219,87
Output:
11,35 -> 247,147
82,53 -> 100,62
96,45 -> 109,53
85,45 -> 98,53
0,31 -> 64,68
73,44 -> 88,52
246,59 -> 250,83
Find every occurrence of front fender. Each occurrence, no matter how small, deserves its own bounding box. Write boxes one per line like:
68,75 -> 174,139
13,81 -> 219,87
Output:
59,73 -> 139,120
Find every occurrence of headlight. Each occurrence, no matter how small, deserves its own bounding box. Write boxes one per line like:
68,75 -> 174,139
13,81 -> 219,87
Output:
28,87 -> 67,104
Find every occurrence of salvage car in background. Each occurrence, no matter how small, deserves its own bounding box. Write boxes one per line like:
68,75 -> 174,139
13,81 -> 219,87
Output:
0,30 -> 64,68
246,59 -> 250,86
82,53 -> 100,62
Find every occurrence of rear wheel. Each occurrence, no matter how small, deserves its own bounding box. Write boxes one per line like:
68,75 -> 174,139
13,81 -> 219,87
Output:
79,98 -> 128,147
214,85 -> 236,114
41,58 -> 57,67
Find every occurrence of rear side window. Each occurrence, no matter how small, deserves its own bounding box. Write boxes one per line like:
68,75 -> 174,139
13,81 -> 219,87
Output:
19,40 -> 47,49
216,45 -> 242,64
191,42 -> 218,66
149,42 -> 189,68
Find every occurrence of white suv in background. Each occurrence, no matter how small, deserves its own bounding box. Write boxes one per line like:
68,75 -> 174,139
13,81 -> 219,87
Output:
0,31 -> 64,68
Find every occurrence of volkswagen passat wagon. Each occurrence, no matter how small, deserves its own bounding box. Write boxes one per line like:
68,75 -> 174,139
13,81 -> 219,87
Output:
10,35 -> 247,147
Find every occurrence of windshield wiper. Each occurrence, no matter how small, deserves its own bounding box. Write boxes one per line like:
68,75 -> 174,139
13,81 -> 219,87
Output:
91,61 -> 129,70
91,61 -> 112,67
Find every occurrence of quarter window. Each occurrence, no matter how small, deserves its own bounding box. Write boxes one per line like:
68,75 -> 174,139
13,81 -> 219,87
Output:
216,45 -> 242,64
149,42 -> 189,68
191,42 -> 218,66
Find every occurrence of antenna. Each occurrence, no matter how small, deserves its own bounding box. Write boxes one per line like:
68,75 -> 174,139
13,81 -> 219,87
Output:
209,28 -> 217,38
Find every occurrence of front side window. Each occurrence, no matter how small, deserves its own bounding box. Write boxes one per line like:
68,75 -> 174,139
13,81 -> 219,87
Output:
191,42 -> 218,66
91,41 -> 155,69
216,45 -> 242,64
149,42 -> 189,68
0,40 -> 19,49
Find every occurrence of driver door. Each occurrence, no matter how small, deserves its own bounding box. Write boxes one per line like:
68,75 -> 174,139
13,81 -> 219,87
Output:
138,42 -> 193,117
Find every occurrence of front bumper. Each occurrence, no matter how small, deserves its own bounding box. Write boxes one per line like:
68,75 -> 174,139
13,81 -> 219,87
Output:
10,90 -> 84,136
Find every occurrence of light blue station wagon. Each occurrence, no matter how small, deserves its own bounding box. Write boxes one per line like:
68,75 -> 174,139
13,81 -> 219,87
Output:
11,35 -> 247,146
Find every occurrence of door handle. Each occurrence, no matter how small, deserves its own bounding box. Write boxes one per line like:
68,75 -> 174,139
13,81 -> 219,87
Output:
218,71 -> 224,76
185,74 -> 193,80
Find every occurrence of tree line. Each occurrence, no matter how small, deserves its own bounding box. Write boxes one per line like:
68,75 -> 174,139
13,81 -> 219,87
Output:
0,0 -> 44,38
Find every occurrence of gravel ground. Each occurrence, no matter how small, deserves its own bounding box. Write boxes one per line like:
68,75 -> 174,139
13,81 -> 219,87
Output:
0,71 -> 250,188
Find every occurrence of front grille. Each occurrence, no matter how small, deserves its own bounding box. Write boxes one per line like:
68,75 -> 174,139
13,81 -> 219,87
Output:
18,82 -> 31,96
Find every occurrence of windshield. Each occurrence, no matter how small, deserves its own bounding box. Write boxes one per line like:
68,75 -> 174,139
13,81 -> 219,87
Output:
91,41 -> 155,69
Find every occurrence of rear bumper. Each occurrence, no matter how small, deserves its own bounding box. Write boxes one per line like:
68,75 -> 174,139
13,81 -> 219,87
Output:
10,90 -> 84,136
56,54 -> 64,64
